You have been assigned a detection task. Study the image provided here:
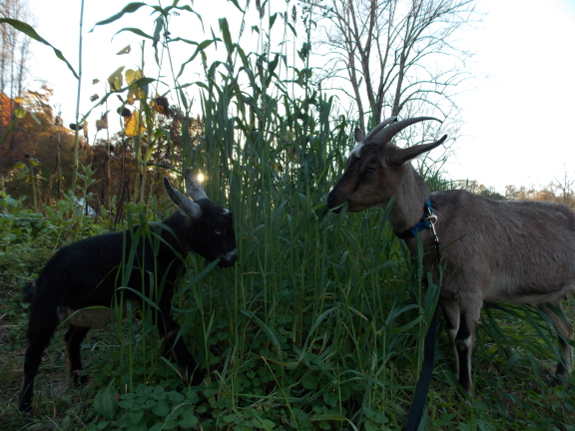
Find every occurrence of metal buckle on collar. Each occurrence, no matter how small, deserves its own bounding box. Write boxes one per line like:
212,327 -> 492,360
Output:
424,213 -> 439,244
395,198 -> 439,241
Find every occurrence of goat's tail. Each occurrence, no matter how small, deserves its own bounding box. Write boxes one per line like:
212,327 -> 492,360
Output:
22,281 -> 35,303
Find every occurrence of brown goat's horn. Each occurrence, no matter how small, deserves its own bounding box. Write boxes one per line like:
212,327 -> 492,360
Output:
364,116 -> 398,142
369,117 -> 442,145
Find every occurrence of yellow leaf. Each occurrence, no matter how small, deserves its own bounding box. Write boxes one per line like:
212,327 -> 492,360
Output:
90,94 -> 99,102
15,108 -> 27,119
127,87 -> 144,105
107,66 -> 125,91
93,79 -> 100,84
116,45 -> 131,55
125,68 -> 142,86
124,110 -> 145,137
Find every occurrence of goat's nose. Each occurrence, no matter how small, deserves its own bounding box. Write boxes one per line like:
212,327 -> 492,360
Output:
219,249 -> 238,267
326,192 -> 336,209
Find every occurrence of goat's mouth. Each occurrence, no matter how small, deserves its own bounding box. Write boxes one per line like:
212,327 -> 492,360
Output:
326,192 -> 349,213
217,249 -> 238,267
328,200 -> 371,214
328,201 -> 348,214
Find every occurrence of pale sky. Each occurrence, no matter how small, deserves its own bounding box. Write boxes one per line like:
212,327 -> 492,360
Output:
444,0 -> 575,192
25,0 -> 575,193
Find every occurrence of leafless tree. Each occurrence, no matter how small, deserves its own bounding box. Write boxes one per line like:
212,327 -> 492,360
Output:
547,169 -> 575,208
0,0 -> 32,98
0,0 -> 34,176
303,0 -> 477,130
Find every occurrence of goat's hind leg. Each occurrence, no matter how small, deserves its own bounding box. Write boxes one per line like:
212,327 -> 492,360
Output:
539,302 -> 573,385
65,324 -> 91,386
19,307 -> 59,412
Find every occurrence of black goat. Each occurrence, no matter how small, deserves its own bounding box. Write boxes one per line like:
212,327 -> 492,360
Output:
18,169 -> 237,412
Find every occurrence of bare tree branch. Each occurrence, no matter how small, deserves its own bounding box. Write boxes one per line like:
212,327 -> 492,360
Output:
305,0 -> 477,133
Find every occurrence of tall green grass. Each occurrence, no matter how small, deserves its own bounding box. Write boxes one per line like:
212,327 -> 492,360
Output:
63,5 -> 444,428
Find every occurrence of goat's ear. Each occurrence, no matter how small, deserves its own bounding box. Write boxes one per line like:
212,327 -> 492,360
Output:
184,168 -> 209,201
354,127 -> 365,143
164,176 -> 203,220
389,134 -> 447,166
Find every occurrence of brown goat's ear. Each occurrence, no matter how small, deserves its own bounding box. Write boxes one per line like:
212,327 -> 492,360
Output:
354,127 -> 365,143
164,176 -> 203,220
184,168 -> 209,201
389,134 -> 447,166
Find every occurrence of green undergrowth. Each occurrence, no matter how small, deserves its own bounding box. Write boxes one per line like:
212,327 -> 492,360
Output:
1,191 -> 574,430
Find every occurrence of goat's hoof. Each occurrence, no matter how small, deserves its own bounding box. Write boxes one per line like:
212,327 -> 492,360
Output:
71,372 -> 89,387
183,367 -> 204,386
190,371 -> 205,386
18,399 -> 32,413
549,377 -> 565,388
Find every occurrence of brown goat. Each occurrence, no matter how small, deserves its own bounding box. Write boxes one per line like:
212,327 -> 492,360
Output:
327,116 -> 575,396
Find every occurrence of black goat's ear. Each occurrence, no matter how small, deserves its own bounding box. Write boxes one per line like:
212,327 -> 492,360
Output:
184,168 -> 209,201
164,176 -> 202,220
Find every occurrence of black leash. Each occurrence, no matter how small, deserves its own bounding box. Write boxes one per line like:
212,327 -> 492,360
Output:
405,305 -> 439,431
396,198 -> 441,431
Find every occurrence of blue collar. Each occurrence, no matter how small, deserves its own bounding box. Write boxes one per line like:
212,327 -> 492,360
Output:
395,198 -> 437,240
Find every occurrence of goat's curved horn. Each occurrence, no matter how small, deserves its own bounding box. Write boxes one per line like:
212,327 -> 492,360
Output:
164,176 -> 203,220
184,168 -> 209,201
369,117 -> 442,145
364,116 -> 398,142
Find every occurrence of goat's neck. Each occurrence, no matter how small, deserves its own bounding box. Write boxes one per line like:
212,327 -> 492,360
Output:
159,211 -> 190,254
388,167 -> 431,235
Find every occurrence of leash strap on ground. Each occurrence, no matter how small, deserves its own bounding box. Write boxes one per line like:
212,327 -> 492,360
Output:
405,304 -> 439,431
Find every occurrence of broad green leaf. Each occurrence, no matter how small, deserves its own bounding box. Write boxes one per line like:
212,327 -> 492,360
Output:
94,387 -> 118,421
0,18 -> 78,79
91,2 -> 149,30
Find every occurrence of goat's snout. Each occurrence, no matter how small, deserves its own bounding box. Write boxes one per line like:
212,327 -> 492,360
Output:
326,192 -> 340,211
327,191 -> 349,213
219,248 -> 238,267
326,193 -> 336,209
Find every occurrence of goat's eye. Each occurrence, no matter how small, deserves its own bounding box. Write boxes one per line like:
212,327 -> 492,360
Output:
365,165 -> 377,174
214,228 -> 225,236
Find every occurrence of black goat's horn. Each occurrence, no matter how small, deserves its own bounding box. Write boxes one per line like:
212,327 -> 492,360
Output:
369,117 -> 442,146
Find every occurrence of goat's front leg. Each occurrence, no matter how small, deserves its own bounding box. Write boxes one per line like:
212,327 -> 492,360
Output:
455,301 -> 481,397
441,299 -> 461,377
157,303 -> 204,385
64,325 -> 91,386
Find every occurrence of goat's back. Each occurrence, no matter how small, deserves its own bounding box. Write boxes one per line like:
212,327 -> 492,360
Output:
431,190 -> 575,302
31,222 -> 184,312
